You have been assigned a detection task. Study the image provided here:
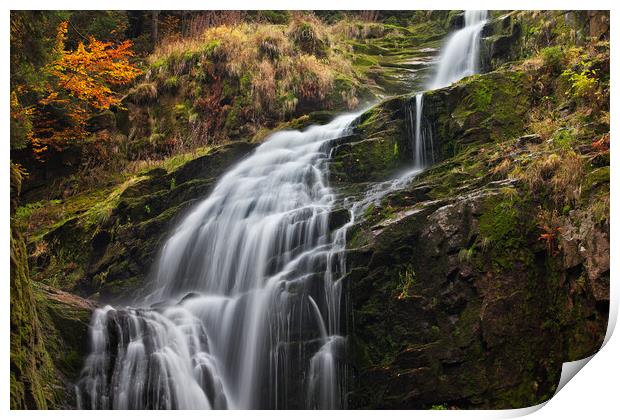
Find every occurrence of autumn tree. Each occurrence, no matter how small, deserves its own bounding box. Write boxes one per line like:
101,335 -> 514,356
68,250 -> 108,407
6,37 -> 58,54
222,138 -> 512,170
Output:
15,20 -> 141,158
10,11 -> 67,150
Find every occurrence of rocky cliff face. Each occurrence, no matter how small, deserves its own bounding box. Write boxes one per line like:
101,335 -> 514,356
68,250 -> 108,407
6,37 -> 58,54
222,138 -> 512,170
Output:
11,168 -> 95,409
328,14 -> 609,406
33,141 -> 256,303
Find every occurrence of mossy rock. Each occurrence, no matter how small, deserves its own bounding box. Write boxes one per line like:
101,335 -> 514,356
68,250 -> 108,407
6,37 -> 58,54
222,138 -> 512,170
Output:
34,284 -> 95,399
10,230 -> 57,409
331,136 -> 405,183
422,69 -> 532,156
32,141 -> 256,302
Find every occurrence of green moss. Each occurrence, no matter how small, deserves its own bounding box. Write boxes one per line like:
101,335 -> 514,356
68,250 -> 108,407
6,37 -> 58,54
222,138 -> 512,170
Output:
581,165 -> 610,215
163,75 -> 180,92
332,136 -> 404,183
33,285 -> 92,386
553,128 -> 576,150
478,192 -> 537,271
447,70 -> 530,145
356,105 -> 384,131
10,230 -> 59,409
479,198 -> 519,243
468,78 -> 494,109
80,176 -> 148,231
353,54 -> 379,67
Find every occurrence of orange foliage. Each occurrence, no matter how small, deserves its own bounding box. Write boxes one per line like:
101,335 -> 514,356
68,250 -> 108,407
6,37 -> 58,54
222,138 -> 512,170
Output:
30,21 -> 141,158
592,133 -> 610,153
538,222 -> 561,256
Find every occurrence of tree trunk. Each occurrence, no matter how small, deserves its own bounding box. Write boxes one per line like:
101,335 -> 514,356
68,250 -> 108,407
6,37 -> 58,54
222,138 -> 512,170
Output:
151,10 -> 160,45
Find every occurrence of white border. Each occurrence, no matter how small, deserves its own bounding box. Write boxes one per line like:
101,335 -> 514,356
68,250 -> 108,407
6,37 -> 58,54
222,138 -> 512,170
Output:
3,1 -> 617,419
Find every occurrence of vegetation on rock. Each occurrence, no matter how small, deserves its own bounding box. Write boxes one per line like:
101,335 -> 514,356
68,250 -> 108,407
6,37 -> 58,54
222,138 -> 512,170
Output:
338,10 -> 609,409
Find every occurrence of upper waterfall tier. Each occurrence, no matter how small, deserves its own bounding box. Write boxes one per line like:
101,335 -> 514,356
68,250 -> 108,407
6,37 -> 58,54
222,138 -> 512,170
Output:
428,10 -> 488,90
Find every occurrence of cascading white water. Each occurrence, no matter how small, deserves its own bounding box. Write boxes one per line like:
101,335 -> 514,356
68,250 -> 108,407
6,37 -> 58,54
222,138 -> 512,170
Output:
409,93 -> 434,169
428,10 -> 488,90
412,10 -> 488,168
77,12 -> 491,410
76,112 -> 362,409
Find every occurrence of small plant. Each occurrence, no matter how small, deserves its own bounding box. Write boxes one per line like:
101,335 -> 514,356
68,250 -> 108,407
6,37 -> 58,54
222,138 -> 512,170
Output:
553,128 -> 575,151
592,133 -> 610,153
537,209 -> 562,256
561,57 -> 600,102
563,67 -> 598,99
458,247 -> 475,263
397,265 -> 416,300
31,240 -> 49,259
540,46 -> 563,73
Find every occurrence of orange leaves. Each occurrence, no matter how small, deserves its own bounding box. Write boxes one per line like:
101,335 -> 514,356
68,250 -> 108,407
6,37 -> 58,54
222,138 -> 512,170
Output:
29,21 -> 142,159
537,209 -> 562,256
54,21 -> 68,54
538,229 -> 560,256
48,27 -> 141,110
592,133 -> 610,153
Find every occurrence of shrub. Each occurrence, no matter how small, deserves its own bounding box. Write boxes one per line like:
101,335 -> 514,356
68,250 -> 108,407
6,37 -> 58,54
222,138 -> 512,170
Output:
287,14 -> 330,58
553,127 -> 576,151
540,46 -> 564,73
562,67 -> 598,100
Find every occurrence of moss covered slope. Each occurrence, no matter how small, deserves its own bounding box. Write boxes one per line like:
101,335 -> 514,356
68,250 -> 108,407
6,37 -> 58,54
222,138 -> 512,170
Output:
337,12 -> 609,409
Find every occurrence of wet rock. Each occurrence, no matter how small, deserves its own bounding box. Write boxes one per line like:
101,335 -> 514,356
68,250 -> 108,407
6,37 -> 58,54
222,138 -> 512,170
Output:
86,110 -> 116,132
346,175 -> 607,409
447,12 -> 464,30
328,207 -> 351,231
515,134 -> 543,147
35,141 -> 258,302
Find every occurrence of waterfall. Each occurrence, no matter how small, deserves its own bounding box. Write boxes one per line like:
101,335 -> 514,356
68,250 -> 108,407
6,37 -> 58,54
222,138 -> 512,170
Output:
76,112 -> 362,409
408,93 -> 435,169
411,10 -> 488,168
428,10 -> 488,90
76,11 -> 490,410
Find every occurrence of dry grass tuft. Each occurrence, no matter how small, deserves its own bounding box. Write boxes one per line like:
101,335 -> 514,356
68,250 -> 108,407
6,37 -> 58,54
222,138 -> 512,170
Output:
147,17 -> 363,126
518,151 -> 584,207
330,20 -> 386,40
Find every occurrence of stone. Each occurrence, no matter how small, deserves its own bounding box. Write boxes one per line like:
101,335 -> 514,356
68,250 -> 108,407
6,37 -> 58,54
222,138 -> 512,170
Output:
86,110 -> 116,132
515,134 -> 543,147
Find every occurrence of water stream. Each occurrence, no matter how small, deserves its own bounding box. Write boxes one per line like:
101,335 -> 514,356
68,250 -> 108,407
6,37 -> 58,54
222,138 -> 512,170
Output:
411,10 -> 488,167
77,10 -> 488,410
76,112 -> 361,409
